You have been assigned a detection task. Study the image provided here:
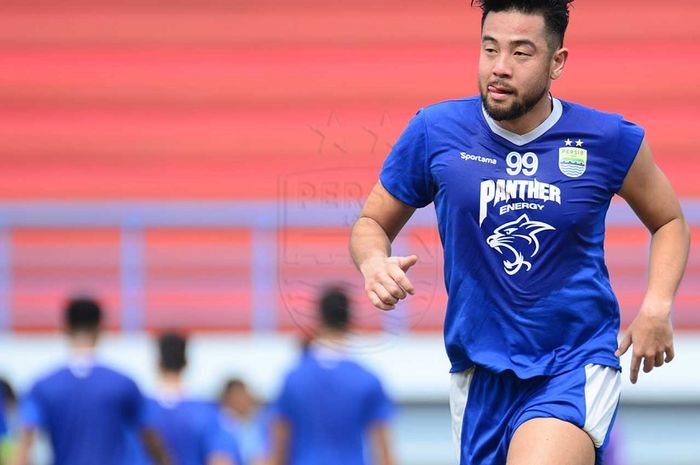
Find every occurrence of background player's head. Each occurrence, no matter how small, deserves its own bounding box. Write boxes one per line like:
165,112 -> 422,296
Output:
157,332 -> 188,375
318,287 -> 351,335
64,296 -> 103,345
472,0 -> 572,121
220,378 -> 258,418
0,377 -> 17,411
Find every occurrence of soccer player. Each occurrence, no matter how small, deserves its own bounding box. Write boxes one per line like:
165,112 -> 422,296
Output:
0,378 -> 9,464
142,332 -> 239,465
271,288 -> 395,465
0,378 -> 18,464
219,378 -> 272,465
10,297 -> 170,465
349,1 -> 691,465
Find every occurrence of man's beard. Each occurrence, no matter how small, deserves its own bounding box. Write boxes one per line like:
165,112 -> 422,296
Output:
481,79 -> 550,122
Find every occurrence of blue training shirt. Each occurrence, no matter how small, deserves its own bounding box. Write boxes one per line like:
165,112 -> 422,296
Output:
275,346 -> 393,465
219,408 -> 271,465
0,393 -> 7,438
20,362 -> 146,465
380,96 -> 644,378
143,396 -> 238,465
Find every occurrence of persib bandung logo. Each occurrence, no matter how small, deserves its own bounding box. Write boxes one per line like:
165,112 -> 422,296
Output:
559,139 -> 587,178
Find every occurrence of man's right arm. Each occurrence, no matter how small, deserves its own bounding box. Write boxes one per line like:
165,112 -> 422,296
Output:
350,181 -> 418,310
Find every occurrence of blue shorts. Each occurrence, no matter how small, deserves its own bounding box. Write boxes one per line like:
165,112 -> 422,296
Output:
449,364 -> 621,465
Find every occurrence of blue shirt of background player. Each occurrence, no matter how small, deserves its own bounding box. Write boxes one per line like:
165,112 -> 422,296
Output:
380,96 -> 644,378
219,408 -> 269,465
143,397 -> 240,465
275,348 -> 393,465
20,363 -> 146,465
0,393 -> 7,438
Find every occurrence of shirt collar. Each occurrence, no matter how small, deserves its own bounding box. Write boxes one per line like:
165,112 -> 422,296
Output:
481,96 -> 562,146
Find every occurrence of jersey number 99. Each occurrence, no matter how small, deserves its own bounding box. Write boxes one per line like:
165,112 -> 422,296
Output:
506,151 -> 539,176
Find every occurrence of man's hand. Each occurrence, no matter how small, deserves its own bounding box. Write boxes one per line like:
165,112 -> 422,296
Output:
360,255 -> 418,310
615,303 -> 674,384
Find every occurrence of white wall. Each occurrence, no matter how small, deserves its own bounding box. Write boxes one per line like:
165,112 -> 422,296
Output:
2,332 -> 699,403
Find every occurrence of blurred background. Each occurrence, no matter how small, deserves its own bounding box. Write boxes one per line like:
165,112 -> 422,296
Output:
0,0 -> 698,464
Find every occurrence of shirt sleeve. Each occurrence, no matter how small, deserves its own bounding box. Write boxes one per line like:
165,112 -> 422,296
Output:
610,117 -> 645,193
273,376 -> 294,420
19,385 -> 45,430
379,108 -> 435,208
124,379 -> 147,430
363,377 -> 394,427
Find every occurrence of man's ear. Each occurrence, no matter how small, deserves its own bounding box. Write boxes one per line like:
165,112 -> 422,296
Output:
550,47 -> 568,80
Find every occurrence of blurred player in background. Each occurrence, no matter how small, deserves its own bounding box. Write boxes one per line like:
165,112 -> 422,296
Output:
349,0 -> 690,464
219,379 -> 272,465
0,378 -> 18,464
10,297 -> 170,465
0,378 -> 11,464
271,288 -> 395,465
141,332 -> 240,465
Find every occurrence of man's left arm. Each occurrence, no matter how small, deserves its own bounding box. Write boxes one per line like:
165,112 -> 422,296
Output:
615,138 -> 691,383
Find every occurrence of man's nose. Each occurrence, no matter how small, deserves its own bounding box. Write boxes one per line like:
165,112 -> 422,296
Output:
492,54 -> 513,78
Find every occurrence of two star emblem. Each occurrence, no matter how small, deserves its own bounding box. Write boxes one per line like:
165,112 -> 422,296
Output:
565,138 -> 584,147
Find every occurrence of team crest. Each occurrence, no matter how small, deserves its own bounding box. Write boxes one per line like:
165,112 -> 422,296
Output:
559,143 -> 587,178
486,214 -> 555,276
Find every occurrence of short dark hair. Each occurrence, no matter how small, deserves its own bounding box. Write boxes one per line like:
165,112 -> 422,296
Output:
223,378 -> 245,392
319,287 -> 350,331
472,0 -> 574,50
64,297 -> 102,333
0,378 -> 16,406
158,332 -> 187,372
220,378 -> 246,401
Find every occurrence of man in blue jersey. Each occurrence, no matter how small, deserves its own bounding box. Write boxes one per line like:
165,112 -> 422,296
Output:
0,378 -> 17,464
271,288 -> 395,465
219,378 -> 272,465
0,379 -> 8,465
10,297 -> 170,465
141,332 -> 239,465
349,1 -> 691,464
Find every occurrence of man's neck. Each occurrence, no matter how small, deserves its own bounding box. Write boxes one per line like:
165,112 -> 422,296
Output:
315,328 -> 348,348
68,332 -> 98,353
160,371 -> 183,388
493,93 -> 553,135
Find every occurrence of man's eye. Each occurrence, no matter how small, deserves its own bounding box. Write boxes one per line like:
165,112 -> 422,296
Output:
514,51 -> 531,57
485,48 -> 497,54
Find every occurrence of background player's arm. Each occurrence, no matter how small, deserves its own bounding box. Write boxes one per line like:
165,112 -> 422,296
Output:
8,429 -> 34,465
368,423 -> 395,465
350,181 -> 419,310
269,417 -> 290,465
140,428 -> 172,465
615,139 -> 691,383
207,453 -> 236,465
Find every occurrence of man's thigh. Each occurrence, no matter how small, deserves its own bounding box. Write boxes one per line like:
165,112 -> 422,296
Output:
506,417 -> 595,465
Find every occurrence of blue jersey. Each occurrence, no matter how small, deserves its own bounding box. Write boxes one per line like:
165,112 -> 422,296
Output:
0,393 -> 7,438
144,397 -> 235,465
380,96 -> 644,378
220,408 -> 270,465
20,363 -> 146,465
275,347 -> 393,465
